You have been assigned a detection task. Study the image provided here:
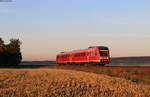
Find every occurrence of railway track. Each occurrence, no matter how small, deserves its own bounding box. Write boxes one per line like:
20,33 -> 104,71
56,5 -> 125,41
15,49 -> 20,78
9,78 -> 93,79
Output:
18,64 -> 150,69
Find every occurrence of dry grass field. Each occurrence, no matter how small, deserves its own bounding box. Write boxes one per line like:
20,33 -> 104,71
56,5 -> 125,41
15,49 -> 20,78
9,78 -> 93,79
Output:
47,65 -> 150,85
0,68 -> 150,97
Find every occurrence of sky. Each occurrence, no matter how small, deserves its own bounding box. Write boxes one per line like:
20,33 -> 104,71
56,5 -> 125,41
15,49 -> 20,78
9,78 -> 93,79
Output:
0,0 -> 150,61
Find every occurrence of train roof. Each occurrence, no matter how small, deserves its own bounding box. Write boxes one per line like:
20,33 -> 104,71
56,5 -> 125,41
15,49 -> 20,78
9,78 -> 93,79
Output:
88,46 -> 108,48
57,46 -> 109,55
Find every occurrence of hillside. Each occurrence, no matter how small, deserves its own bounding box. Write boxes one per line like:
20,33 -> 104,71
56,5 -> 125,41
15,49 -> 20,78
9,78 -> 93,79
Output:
110,56 -> 150,65
0,69 -> 150,97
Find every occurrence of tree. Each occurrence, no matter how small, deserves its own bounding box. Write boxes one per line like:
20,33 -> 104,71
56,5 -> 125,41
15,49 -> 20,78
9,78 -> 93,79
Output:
0,38 -> 22,66
0,38 -> 4,46
0,38 -> 4,65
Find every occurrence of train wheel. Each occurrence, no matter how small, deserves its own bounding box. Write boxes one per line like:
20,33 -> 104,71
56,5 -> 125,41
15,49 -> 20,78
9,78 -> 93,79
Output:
58,64 -> 62,66
99,64 -> 105,66
98,64 -> 105,66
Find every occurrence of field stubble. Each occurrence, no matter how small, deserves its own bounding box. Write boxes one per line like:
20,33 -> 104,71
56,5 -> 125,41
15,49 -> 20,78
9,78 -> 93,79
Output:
0,68 -> 150,97
46,65 -> 150,85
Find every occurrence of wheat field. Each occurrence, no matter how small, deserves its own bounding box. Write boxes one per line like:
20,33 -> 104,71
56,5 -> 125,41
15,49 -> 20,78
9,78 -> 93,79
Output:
0,68 -> 150,97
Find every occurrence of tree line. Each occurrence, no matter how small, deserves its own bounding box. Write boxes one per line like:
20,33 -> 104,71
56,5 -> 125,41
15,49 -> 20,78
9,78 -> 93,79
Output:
0,38 -> 22,67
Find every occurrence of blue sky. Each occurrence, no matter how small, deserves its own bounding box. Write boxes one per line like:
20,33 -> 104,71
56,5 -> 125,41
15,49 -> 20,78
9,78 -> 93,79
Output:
0,0 -> 150,60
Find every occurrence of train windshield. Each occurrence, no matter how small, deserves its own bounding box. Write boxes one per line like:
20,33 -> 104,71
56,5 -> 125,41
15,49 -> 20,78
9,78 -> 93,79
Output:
99,47 -> 109,57
100,50 -> 108,57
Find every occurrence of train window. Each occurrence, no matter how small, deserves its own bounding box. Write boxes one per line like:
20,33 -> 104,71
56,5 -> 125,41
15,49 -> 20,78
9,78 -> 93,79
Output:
90,51 -> 97,56
80,53 -> 86,56
86,52 -> 89,56
74,53 -> 80,57
100,50 -> 108,57
74,52 -> 86,57
60,55 -> 68,58
62,55 -> 70,58
74,54 -> 78,57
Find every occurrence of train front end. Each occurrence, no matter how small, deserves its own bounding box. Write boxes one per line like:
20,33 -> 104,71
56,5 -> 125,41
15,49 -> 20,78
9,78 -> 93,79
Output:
99,46 -> 110,64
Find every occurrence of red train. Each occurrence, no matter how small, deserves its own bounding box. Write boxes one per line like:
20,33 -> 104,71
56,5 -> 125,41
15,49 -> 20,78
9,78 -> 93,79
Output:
56,46 -> 110,65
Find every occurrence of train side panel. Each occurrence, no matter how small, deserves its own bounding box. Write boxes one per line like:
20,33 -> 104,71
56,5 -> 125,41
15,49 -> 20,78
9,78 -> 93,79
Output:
88,48 -> 100,63
71,50 -> 88,63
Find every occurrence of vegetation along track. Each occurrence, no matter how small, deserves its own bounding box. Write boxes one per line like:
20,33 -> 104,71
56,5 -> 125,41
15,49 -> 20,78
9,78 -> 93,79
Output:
43,65 -> 150,85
